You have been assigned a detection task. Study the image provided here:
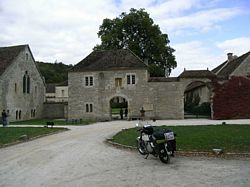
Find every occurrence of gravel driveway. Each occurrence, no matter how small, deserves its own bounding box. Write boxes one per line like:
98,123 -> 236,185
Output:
0,119 -> 249,187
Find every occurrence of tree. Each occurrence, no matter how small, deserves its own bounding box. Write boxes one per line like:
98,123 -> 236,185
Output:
36,61 -> 72,83
94,8 -> 176,77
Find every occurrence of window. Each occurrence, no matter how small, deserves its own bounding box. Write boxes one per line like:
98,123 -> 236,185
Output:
85,77 -> 89,86
16,110 -> 18,120
132,75 -> 135,84
62,90 -> 65,97
23,71 -> 30,94
115,78 -> 122,87
84,76 -> 94,87
19,110 -> 22,120
127,74 -> 136,85
26,53 -> 28,61
89,76 -> 93,86
31,109 -> 36,118
85,103 -> 93,113
15,83 -> 17,93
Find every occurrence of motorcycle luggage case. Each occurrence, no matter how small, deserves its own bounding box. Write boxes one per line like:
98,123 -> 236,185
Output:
153,129 -> 175,140
142,125 -> 154,135
152,131 -> 165,140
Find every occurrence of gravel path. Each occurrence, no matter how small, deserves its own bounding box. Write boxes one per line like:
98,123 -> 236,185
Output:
0,119 -> 250,187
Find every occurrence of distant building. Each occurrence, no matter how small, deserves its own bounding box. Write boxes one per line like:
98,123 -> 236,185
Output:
211,52 -> 250,119
0,45 -> 45,122
45,81 -> 68,103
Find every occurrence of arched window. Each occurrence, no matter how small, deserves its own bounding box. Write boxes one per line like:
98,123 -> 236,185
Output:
23,75 -> 26,93
15,83 -> 17,93
27,76 -> 30,93
23,71 -> 31,94
16,110 -> 18,120
19,110 -> 22,120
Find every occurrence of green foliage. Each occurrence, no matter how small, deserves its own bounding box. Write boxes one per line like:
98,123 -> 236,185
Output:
0,127 -> 67,146
184,93 -> 200,112
95,8 -> 176,77
112,125 -> 250,152
36,61 -> 72,83
193,102 -> 211,116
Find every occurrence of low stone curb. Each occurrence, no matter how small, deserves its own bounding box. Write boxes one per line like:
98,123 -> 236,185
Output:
105,138 -> 250,158
0,128 -> 69,149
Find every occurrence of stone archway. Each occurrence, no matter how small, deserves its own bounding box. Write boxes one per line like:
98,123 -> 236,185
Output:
109,96 -> 128,120
184,81 -> 212,119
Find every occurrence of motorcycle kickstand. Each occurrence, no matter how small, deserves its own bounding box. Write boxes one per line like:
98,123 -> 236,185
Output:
144,154 -> 149,159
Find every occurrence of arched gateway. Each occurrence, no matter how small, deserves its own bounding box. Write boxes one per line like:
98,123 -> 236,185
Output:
109,96 -> 128,120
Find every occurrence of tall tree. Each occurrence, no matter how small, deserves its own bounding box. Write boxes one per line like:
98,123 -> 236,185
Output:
95,8 -> 176,77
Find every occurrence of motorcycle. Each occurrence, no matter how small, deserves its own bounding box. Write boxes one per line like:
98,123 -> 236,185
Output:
136,123 -> 176,164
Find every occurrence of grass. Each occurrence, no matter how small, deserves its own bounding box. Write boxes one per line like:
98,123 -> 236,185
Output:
112,125 -> 250,153
10,118 -> 95,126
0,127 -> 67,146
112,108 -> 121,115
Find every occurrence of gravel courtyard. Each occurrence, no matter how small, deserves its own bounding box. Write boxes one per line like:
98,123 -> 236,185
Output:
0,119 -> 249,187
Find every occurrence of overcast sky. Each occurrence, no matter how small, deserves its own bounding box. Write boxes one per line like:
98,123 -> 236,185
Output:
1,0 -> 250,76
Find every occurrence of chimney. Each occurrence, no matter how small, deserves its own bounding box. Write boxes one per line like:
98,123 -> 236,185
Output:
227,52 -> 233,61
144,58 -> 148,65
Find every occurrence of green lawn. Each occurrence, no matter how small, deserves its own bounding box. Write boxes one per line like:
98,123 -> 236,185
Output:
10,118 -> 95,126
112,108 -> 121,115
0,127 -> 67,146
112,125 -> 250,153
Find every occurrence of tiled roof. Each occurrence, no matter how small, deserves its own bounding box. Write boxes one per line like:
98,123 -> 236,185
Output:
212,51 -> 250,80
70,49 -> 148,72
148,77 -> 179,82
178,70 -> 216,78
0,45 -> 27,76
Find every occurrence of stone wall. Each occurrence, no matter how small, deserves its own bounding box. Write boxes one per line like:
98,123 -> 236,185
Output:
212,76 -> 250,119
0,46 -> 45,122
43,102 -> 67,118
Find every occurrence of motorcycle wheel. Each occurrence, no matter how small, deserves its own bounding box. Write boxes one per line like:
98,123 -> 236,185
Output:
159,150 -> 170,164
136,139 -> 147,155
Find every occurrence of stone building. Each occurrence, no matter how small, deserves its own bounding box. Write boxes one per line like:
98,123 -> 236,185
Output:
45,81 -> 68,103
44,81 -> 68,119
0,45 -> 45,122
68,49 -> 250,121
68,49 -> 186,121
211,51 -> 250,119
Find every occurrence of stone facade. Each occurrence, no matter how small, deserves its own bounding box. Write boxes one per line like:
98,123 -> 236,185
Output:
0,45 -> 45,122
68,69 -> 183,121
45,81 -> 68,103
68,49 -> 185,121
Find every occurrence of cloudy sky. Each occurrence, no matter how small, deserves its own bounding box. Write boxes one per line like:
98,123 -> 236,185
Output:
0,0 -> 250,76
